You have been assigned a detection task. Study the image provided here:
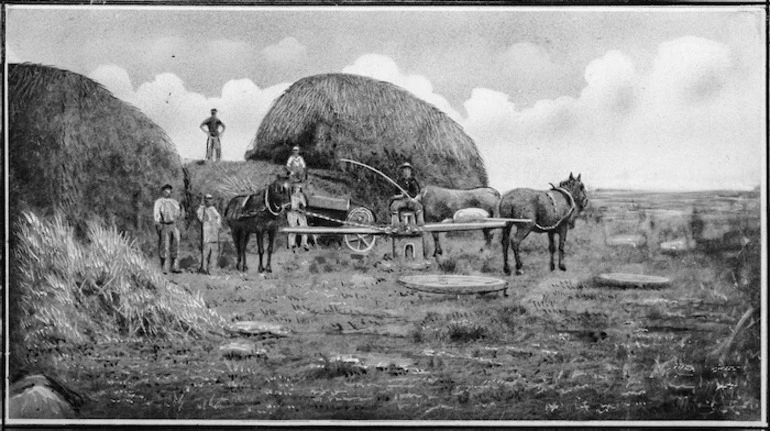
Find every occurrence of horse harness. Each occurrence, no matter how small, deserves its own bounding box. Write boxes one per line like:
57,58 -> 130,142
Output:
264,188 -> 289,216
237,189 -> 289,218
534,186 -> 576,231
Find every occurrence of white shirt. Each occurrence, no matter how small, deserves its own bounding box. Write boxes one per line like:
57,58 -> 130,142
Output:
196,205 -> 222,242
286,154 -> 306,169
154,197 -> 182,223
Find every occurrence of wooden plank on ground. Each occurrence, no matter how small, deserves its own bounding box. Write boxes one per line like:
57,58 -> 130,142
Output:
594,273 -> 671,289
399,275 -> 507,295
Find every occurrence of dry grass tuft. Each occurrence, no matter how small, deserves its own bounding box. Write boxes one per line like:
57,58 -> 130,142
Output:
12,211 -> 225,353
446,320 -> 489,343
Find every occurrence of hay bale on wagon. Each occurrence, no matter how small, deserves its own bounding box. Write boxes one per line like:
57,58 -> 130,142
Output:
182,160 -> 284,217
8,63 -> 183,236
244,73 -> 488,217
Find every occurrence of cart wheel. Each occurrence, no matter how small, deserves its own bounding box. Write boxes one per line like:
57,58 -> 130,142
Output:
344,207 -> 377,254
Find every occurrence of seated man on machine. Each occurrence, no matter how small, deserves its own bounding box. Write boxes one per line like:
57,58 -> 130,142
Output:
389,162 -> 424,232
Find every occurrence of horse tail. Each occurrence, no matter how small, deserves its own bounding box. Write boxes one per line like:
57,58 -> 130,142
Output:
482,187 -> 502,218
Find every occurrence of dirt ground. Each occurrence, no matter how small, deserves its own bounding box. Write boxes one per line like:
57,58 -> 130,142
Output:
40,190 -> 762,422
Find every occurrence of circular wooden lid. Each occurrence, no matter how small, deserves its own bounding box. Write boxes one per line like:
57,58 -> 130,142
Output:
399,274 -> 507,294
594,273 -> 671,288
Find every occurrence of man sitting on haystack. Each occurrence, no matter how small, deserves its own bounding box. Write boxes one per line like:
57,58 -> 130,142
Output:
390,162 -> 424,232
285,146 -> 307,184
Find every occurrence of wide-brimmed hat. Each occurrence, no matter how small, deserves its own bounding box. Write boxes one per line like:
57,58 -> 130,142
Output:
398,162 -> 413,170
204,193 -> 213,199
292,146 -> 300,152
211,108 -> 217,113
161,184 -> 173,191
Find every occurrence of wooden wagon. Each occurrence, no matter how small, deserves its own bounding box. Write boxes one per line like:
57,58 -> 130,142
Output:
298,193 -> 379,254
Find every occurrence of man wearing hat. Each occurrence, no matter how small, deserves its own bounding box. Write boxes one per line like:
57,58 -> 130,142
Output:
196,193 -> 222,274
286,183 -> 311,251
389,162 -> 424,228
285,146 -> 307,183
200,108 -> 226,162
153,184 -> 184,274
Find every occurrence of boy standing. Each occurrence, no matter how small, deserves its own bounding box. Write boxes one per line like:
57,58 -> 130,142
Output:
196,194 -> 222,274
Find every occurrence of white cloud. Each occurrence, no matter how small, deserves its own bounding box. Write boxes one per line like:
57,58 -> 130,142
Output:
463,36 -> 764,192
648,36 -> 733,106
90,64 -> 136,99
580,50 -> 638,118
342,54 -> 462,122
88,65 -> 290,162
262,37 -> 307,64
6,45 -> 21,63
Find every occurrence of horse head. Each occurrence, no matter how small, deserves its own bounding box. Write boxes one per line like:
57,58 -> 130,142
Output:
266,175 -> 292,215
559,173 -> 589,228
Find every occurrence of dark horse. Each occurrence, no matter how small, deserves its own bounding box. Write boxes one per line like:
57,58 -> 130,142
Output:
500,173 -> 589,276
420,185 -> 501,256
224,176 -> 291,273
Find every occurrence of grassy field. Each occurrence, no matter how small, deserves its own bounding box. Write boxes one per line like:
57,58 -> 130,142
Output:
9,189 -> 763,423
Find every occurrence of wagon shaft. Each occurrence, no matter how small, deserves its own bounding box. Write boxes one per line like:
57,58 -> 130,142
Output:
280,226 -> 384,235
420,220 -> 530,232
280,219 -> 531,235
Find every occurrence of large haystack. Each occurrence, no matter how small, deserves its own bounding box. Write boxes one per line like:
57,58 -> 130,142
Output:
245,73 -> 488,217
8,63 -> 183,237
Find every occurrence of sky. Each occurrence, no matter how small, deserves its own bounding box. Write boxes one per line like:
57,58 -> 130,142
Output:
5,5 -> 767,192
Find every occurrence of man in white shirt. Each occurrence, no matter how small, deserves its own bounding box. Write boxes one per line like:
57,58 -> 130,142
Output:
196,194 -> 222,274
285,146 -> 307,183
287,184 -> 310,251
153,184 -> 184,274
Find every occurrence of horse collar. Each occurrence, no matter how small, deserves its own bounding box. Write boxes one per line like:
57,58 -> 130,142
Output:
264,188 -> 282,216
537,187 -> 576,231
553,187 -> 576,216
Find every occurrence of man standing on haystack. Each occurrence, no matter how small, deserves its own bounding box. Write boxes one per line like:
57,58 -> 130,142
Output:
196,193 -> 222,275
153,184 -> 184,274
200,108 -> 225,162
390,162 -> 424,230
285,146 -> 307,183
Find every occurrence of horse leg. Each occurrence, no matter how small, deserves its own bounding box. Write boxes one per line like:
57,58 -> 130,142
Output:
548,232 -> 556,271
256,230 -> 265,273
512,225 -> 531,276
231,228 -> 243,271
501,223 -> 513,275
482,228 -> 493,247
558,228 -> 567,271
265,229 -> 276,273
433,232 -> 442,256
240,230 -> 250,272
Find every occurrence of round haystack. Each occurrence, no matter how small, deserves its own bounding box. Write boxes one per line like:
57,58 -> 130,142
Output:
8,63 -> 183,236
245,73 -> 488,217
